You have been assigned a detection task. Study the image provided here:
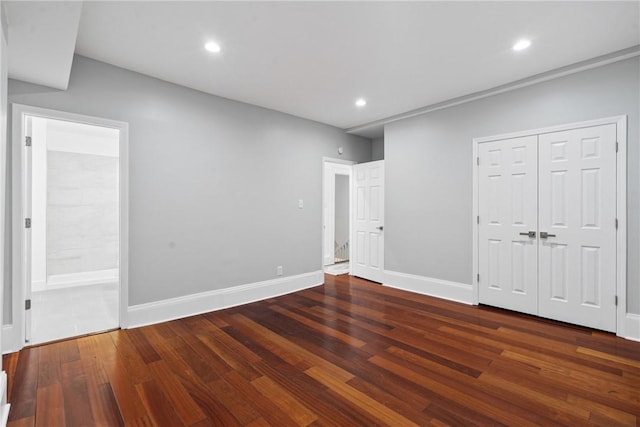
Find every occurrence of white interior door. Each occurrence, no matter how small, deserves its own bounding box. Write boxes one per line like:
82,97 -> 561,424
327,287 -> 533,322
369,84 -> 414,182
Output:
351,160 -> 384,283
478,136 -> 538,315
538,124 -> 617,332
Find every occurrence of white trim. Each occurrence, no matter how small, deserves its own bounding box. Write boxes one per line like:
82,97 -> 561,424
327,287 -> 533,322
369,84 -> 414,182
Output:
615,116 -> 628,339
8,103 -> 129,352
1,326 -> 17,355
0,371 -> 8,427
321,156 -> 356,166
472,116 -> 628,338
623,314 -> 640,342
31,279 -> 46,293
42,268 -> 119,290
384,270 -> 473,305
473,116 -> 627,144
471,137 -> 479,305
346,46 -> 640,136
127,270 -> 323,329
322,157 -> 354,268
0,7 -> 8,367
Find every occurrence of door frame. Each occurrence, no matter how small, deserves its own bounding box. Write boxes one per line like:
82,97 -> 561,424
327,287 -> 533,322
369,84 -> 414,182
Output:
6,103 -> 129,353
322,157 -> 354,267
472,116 -> 627,337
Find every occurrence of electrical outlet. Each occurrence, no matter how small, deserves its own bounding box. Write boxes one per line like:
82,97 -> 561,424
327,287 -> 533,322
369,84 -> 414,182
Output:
277,266 -> 283,276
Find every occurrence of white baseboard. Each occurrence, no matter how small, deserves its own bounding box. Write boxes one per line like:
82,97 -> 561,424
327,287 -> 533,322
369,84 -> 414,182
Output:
127,270 -> 324,329
1,325 -> 19,355
623,313 -> 640,342
383,270 -> 473,305
45,268 -> 118,290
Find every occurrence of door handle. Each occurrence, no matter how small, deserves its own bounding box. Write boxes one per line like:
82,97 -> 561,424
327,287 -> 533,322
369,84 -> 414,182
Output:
519,231 -> 536,238
540,232 -> 556,239
377,226 -> 384,231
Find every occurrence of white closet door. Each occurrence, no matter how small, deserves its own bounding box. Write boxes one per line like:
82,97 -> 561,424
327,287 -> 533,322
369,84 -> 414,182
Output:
478,136 -> 538,315
538,124 -> 617,332
351,161 -> 384,283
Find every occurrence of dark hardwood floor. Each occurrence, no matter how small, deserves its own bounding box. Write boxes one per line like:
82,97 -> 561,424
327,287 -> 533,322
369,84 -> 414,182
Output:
4,274 -> 640,426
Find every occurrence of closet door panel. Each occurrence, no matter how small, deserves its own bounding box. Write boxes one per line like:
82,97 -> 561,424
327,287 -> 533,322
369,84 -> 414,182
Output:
478,136 -> 538,315
538,124 -> 617,332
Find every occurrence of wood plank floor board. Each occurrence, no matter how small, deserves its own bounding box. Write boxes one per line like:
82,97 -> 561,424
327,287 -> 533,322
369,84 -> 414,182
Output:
440,324 -> 629,376
108,330 -> 153,385
207,376 -> 263,426
376,348 -> 576,426
8,347 -> 39,421
34,384 -> 64,427
36,345 -> 61,390
146,360 -> 207,425
87,383 -> 125,427
5,274 -> 639,426
251,359 -> 368,427
194,332 -> 263,381
135,379 -> 184,427
179,378 -> 242,427
59,360 -> 95,426
92,335 -> 149,423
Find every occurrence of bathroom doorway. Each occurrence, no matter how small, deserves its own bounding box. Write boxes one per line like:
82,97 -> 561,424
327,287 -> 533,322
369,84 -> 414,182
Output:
12,104 -> 129,348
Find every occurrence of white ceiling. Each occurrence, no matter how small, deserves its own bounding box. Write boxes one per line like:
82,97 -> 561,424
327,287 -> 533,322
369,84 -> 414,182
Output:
4,1 -> 82,90
6,1 -> 640,138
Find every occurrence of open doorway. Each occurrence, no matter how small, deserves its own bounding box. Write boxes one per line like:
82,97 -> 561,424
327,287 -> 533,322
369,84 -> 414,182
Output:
29,117 -> 119,344
11,104 -> 129,350
322,159 -> 352,276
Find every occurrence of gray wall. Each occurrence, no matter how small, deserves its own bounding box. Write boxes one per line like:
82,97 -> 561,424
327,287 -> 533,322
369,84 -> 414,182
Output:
371,137 -> 384,161
385,57 -> 640,313
4,55 -> 371,321
47,151 -> 119,276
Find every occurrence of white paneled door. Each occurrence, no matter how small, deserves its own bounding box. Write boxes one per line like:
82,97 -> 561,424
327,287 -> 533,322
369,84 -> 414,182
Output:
538,125 -> 617,332
478,124 -> 617,332
478,135 -> 538,315
351,161 -> 384,283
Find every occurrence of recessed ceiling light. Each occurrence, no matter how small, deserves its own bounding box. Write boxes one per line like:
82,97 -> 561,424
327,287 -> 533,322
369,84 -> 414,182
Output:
205,41 -> 221,53
512,39 -> 531,51
355,98 -> 367,107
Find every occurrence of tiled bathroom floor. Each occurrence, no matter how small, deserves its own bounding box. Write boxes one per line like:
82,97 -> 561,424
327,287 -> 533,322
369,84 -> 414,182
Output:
30,282 -> 119,345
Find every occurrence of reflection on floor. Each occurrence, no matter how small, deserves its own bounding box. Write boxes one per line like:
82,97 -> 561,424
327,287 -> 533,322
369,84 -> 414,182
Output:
30,282 -> 118,345
324,262 -> 349,276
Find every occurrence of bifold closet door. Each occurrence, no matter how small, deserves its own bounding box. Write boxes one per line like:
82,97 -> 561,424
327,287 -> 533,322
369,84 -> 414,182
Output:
478,136 -> 538,315
538,124 -> 617,332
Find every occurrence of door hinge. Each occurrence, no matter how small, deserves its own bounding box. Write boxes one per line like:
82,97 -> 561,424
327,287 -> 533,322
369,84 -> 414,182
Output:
615,218 -> 618,229
25,218 -> 31,228
25,136 -> 32,147
476,157 -> 479,166
477,273 -> 480,282
615,295 -> 618,306
477,215 -> 479,224
616,142 -> 618,153
25,299 -> 31,310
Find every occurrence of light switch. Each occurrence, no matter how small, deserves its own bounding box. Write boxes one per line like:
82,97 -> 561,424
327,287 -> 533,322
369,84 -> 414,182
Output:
298,199 -> 304,209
